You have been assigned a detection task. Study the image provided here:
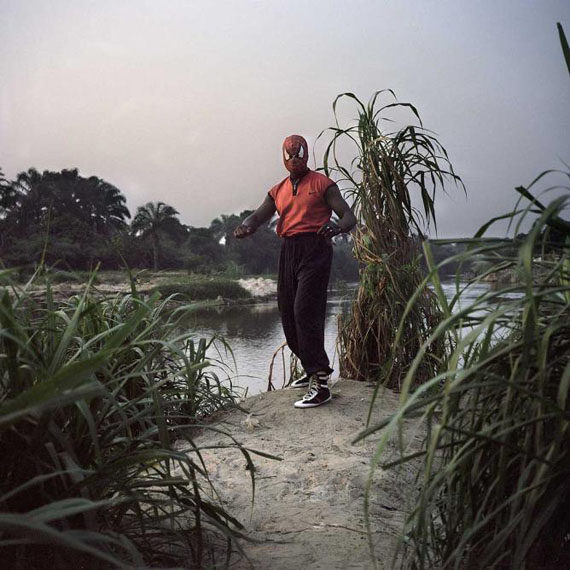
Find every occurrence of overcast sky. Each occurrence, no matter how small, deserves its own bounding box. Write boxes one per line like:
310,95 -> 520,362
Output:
1,0 -> 569,237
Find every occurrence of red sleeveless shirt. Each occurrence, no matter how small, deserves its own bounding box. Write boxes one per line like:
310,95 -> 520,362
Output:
268,170 -> 335,237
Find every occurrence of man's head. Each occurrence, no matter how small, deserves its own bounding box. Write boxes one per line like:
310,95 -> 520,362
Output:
282,135 -> 309,178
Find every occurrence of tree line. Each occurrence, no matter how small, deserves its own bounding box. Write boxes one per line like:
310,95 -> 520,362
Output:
0,167 -> 358,280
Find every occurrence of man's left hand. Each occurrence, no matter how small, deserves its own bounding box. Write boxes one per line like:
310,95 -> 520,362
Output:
317,221 -> 342,239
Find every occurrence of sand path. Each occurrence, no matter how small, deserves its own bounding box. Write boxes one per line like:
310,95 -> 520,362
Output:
184,380 -> 425,569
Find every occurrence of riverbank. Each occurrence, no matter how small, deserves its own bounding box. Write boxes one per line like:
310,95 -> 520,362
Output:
183,379 -> 424,569
18,270 -> 278,304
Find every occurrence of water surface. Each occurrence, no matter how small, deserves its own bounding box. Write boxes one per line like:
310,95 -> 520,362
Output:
183,286 -> 354,395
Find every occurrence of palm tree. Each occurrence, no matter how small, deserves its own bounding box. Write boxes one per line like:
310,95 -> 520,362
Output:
131,201 -> 183,270
0,168 -> 15,251
0,168 -> 15,215
10,168 -> 50,230
54,169 -> 131,234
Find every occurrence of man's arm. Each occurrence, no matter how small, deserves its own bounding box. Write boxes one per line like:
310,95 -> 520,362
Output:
233,194 -> 277,238
318,185 -> 357,238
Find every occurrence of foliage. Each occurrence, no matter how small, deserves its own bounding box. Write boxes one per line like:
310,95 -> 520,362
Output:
0,270 -> 267,568
0,168 -> 130,270
185,227 -> 226,273
322,91 -> 462,387
359,173 -> 570,569
360,30 -> 570,568
209,213 -> 237,245
222,210 -> 281,275
9,168 -> 129,233
330,234 -> 359,283
154,277 -> 252,301
0,166 -> 308,276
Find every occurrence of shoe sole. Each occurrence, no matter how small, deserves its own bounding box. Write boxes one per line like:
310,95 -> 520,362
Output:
294,395 -> 332,408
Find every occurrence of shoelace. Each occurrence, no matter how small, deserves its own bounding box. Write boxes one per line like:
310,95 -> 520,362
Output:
302,377 -> 320,400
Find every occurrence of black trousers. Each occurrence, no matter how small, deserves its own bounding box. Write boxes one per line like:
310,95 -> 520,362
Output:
277,233 -> 333,376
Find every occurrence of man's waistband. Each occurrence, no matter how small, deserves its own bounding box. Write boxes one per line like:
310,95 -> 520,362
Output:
281,232 -> 320,241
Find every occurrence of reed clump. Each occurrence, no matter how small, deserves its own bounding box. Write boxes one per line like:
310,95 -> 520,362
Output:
0,269 -> 260,568
321,91 -> 462,388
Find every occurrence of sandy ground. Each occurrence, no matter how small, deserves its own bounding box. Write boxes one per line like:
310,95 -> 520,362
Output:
183,379 -> 426,570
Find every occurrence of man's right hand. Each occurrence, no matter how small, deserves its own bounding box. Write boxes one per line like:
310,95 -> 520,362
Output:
233,223 -> 255,239
233,195 -> 276,239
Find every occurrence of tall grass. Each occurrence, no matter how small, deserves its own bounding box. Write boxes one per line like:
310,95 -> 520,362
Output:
321,91 -> 462,388
0,269 -> 266,568
356,174 -> 570,569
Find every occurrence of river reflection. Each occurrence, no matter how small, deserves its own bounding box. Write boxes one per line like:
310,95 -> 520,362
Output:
182,280 -> 499,396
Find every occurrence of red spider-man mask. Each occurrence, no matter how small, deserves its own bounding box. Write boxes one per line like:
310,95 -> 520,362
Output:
283,135 -> 309,178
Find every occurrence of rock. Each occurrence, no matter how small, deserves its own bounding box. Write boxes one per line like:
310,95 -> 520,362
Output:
243,414 -> 261,431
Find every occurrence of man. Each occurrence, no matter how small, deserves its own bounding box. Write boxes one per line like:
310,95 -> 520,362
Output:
234,135 -> 356,408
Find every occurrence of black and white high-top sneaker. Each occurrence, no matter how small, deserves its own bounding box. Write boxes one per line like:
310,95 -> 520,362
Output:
294,373 -> 331,408
289,375 -> 310,389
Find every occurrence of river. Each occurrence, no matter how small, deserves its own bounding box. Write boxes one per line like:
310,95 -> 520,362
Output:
181,279 -> 507,396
